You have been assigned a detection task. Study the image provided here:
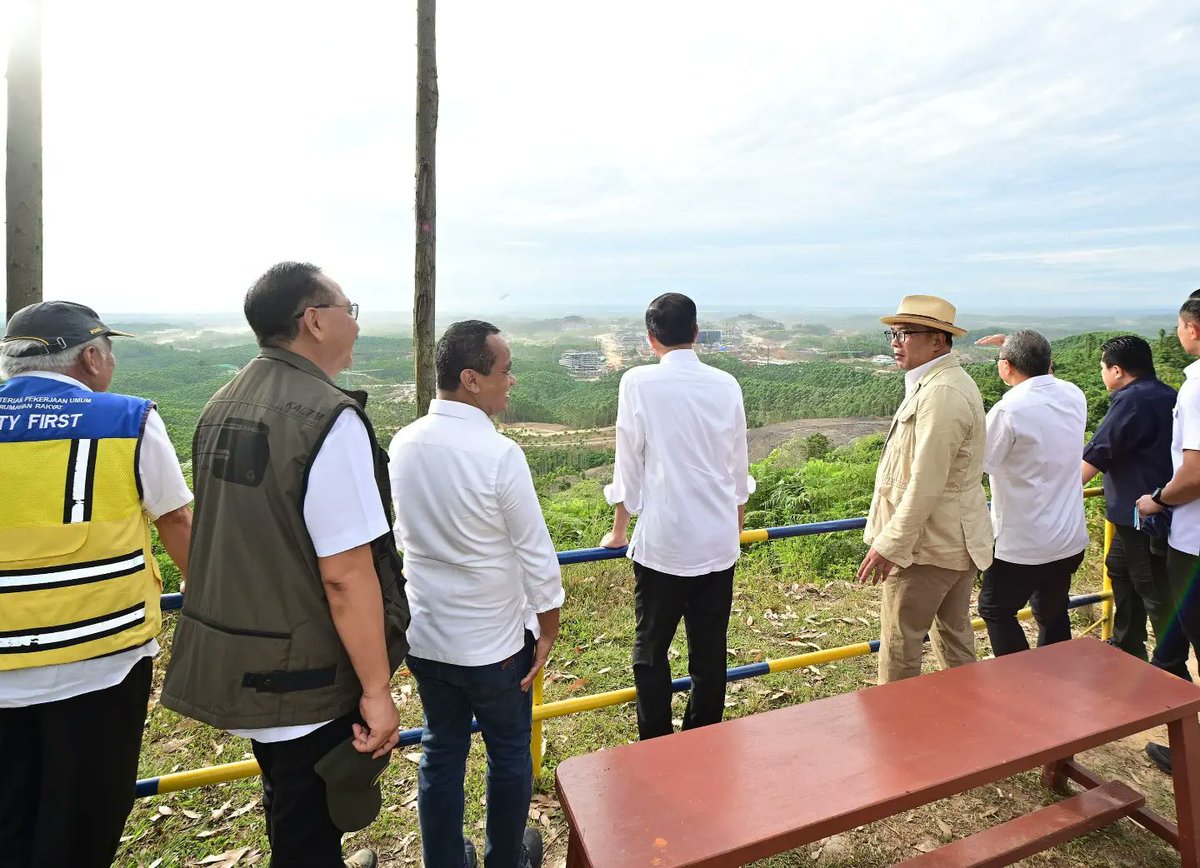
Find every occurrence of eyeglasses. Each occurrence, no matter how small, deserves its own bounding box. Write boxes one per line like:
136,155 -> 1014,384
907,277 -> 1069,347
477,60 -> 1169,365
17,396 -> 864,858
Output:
884,329 -> 938,344
294,302 -> 359,321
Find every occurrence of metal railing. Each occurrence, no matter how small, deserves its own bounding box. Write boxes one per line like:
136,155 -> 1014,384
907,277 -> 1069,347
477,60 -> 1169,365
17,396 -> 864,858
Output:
136,489 -> 1112,797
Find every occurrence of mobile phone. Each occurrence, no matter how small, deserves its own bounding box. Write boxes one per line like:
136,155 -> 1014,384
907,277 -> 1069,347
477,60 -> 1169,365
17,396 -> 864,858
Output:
1133,506 -> 1141,531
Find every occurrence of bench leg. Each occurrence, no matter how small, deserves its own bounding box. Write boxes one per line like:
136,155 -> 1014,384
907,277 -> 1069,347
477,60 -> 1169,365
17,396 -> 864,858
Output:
1170,716 -> 1200,867
1059,758 -> 1179,848
566,829 -> 589,868
1042,758 -> 1072,796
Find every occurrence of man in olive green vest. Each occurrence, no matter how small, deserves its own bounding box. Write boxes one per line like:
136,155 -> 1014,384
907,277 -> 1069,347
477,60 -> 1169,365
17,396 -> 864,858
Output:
163,263 -> 410,868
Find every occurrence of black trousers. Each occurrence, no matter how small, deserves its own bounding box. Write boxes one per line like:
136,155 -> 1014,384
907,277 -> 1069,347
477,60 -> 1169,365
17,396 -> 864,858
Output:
251,712 -> 361,868
632,561 -> 735,741
978,551 -> 1085,656
1166,546 -> 1200,659
0,654 -> 153,868
1107,525 -> 1194,679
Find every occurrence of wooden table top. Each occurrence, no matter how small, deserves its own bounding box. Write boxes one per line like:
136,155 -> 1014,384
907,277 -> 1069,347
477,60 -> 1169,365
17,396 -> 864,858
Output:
556,639 -> 1200,867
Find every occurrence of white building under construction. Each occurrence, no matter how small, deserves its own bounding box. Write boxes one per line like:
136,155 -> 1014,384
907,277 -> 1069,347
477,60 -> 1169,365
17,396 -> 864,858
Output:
559,350 -> 605,377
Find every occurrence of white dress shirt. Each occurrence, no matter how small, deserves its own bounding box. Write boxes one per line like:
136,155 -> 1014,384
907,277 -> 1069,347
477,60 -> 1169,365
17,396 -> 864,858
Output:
984,375 -> 1088,565
904,355 -> 946,397
1169,360 -> 1200,556
388,399 -> 564,667
0,372 -> 193,708
604,349 -> 754,576
229,408 -> 389,743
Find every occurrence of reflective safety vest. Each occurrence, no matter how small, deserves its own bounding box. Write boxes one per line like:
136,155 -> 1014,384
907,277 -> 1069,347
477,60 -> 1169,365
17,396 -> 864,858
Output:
0,375 -> 162,670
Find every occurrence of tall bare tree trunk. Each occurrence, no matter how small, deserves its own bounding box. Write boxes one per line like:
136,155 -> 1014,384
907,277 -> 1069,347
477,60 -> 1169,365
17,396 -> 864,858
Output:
6,0 -> 44,320
413,0 -> 438,416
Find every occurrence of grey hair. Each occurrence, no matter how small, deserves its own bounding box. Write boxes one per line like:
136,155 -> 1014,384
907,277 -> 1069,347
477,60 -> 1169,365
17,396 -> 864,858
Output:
1000,329 -> 1052,378
0,336 -> 112,380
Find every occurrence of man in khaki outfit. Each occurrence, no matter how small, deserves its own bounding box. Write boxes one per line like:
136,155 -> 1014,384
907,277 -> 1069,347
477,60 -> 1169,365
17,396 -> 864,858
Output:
858,295 -> 994,683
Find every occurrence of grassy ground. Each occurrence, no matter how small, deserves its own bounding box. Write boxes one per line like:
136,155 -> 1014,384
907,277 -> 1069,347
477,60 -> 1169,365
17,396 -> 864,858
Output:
122,526 -> 1185,868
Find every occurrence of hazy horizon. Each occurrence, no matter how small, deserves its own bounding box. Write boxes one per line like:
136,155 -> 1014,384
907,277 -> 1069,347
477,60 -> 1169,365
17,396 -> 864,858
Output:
101,302 -> 1185,322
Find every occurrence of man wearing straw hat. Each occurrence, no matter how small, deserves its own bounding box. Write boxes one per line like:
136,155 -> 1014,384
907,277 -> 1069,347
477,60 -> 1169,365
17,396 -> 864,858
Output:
858,295 -> 993,683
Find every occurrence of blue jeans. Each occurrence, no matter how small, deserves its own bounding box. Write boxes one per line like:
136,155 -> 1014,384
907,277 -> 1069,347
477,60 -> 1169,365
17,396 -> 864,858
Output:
408,632 -> 534,868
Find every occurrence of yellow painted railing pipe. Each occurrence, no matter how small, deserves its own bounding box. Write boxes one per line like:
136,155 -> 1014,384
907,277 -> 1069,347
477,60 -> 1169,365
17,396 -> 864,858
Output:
1102,519 -> 1115,641
146,760 -> 261,796
531,667 -> 544,778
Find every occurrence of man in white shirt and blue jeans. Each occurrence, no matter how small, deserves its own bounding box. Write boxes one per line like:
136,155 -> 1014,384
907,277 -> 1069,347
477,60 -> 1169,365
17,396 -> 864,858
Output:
1138,289 -> 1200,774
976,330 -> 1088,656
601,293 -> 754,740
389,321 -> 563,868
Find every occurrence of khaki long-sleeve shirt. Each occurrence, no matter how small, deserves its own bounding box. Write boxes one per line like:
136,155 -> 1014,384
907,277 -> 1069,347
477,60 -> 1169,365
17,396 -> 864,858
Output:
865,355 -> 994,572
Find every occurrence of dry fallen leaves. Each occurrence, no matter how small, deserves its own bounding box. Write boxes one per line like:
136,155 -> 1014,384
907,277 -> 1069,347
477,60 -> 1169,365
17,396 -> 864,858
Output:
195,847 -> 251,867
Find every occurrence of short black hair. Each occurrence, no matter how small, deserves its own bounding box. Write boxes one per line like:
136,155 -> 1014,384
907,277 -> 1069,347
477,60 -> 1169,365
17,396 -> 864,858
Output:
243,262 -> 333,347
1101,335 -> 1155,378
436,320 -> 500,391
1183,290 -> 1200,325
645,293 -> 697,346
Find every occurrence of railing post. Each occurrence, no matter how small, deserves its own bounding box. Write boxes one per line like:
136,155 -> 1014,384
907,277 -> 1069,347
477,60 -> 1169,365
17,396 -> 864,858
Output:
532,666 -> 545,779
1102,520 -> 1115,641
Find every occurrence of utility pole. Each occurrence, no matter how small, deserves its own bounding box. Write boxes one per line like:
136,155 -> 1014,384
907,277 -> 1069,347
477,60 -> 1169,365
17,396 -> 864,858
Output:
6,0 -> 44,319
413,0 -> 438,416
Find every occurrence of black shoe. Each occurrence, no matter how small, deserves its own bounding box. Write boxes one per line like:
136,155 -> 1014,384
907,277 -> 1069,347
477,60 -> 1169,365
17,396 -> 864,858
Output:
464,837 -> 478,868
522,827 -> 544,868
1146,741 -> 1173,775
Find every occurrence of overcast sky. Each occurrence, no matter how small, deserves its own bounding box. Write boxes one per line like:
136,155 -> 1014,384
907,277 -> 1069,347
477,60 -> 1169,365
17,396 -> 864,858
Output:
2,0 -> 1197,317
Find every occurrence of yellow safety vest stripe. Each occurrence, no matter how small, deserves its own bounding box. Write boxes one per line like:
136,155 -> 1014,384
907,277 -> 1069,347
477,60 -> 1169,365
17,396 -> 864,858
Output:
0,436 -> 161,670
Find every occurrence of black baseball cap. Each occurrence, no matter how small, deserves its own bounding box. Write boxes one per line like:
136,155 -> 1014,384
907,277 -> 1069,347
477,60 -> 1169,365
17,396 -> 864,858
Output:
314,738 -> 391,832
2,301 -> 134,356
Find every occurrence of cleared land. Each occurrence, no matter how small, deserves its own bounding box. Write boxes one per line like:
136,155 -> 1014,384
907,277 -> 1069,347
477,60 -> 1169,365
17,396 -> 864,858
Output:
500,418 -> 893,463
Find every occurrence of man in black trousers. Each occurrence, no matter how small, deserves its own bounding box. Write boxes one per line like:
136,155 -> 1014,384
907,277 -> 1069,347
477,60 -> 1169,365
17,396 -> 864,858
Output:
600,293 -> 754,739
1082,335 -> 1190,677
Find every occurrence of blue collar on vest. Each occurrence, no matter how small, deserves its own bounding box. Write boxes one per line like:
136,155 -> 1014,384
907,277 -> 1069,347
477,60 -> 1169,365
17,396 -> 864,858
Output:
0,376 -> 151,443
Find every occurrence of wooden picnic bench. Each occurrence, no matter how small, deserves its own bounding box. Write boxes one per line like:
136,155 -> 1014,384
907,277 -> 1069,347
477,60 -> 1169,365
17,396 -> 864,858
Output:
555,639 -> 1200,867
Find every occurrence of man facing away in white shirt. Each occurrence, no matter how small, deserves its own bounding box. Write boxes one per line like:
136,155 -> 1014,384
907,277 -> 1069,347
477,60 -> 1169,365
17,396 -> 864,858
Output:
1137,289 -> 1200,775
388,320 -> 563,868
600,293 -> 754,741
975,330 -> 1088,657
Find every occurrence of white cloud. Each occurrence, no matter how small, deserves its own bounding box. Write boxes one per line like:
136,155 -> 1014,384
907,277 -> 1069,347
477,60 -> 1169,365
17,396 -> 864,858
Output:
0,0 -> 1195,314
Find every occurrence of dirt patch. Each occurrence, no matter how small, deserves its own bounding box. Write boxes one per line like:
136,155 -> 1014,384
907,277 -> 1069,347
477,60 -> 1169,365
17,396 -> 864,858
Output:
747,417 -> 892,462
500,422 -> 574,435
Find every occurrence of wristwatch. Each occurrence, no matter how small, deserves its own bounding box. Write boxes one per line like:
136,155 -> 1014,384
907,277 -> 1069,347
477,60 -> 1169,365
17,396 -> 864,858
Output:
1151,487 -> 1171,508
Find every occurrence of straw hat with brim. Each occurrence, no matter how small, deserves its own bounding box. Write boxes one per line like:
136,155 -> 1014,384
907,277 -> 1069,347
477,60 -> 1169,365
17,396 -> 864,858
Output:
879,294 -> 967,338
